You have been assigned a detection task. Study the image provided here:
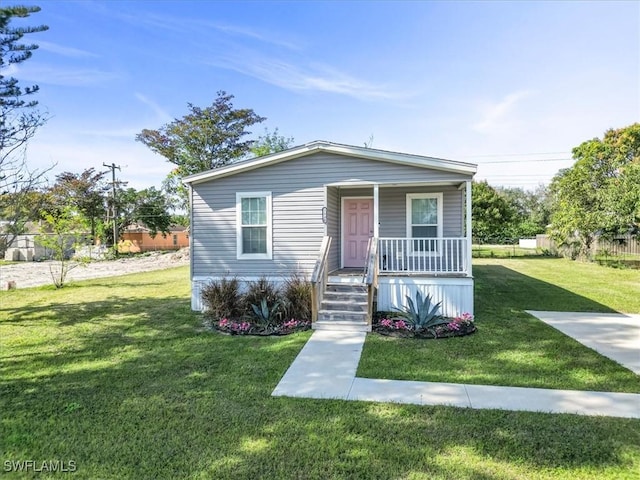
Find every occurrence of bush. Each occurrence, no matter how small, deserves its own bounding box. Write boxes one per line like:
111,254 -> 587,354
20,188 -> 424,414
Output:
244,276 -> 283,323
201,277 -> 243,320
282,272 -> 312,321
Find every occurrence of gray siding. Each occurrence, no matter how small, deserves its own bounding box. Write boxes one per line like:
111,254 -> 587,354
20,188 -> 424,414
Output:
378,185 -> 463,237
326,186 -> 340,272
192,152 -> 471,278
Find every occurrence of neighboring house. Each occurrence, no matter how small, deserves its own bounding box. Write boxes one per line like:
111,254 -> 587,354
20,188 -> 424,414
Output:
184,141 -> 476,331
119,224 -> 189,253
4,233 -> 84,261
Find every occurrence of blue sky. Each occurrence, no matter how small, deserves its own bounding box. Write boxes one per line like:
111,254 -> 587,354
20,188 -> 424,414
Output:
9,0 -> 640,190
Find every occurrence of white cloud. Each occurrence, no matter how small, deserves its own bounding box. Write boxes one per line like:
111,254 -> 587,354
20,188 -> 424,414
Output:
14,64 -> 123,87
472,90 -> 534,134
212,23 -> 301,51
134,93 -> 173,124
209,54 -> 408,102
38,41 -> 98,58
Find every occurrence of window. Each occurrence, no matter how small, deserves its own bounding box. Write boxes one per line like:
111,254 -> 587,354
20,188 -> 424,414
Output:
236,192 -> 272,259
406,193 -> 443,253
172,234 -> 178,246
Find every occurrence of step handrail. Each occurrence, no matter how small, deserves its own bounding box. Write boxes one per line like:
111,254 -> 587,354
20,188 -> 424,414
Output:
362,237 -> 379,326
311,236 -> 332,323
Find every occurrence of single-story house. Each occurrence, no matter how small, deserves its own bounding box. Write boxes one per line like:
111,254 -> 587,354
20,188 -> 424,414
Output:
183,141 -> 477,331
118,224 -> 189,253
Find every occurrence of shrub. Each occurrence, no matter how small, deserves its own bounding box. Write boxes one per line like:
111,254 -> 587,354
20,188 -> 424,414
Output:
282,272 -> 312,321
243,276 -> 283,322
201,277 -> 243,319
251,298 -> 284,327
394,291 -> 448,331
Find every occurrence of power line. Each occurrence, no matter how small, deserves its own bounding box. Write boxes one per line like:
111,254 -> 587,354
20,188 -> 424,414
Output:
460,151 -> 570,158
478,158 -> 572,164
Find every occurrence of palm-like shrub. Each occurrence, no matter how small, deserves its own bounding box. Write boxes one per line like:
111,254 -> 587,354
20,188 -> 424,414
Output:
251,298 -> 284,327
395,291 -> 448,331
244,276 -> 282,322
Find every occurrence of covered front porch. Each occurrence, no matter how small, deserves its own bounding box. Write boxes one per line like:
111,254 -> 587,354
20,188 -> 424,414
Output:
311,180 -> 474,329
323,180 -> 473,277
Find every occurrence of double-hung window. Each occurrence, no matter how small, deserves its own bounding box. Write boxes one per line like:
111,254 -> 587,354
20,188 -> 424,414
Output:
236,192 -> 272,259
406,193 -> 443,253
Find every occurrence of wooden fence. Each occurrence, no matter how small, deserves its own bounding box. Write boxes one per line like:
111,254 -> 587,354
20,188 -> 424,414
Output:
536,234 -> 640,256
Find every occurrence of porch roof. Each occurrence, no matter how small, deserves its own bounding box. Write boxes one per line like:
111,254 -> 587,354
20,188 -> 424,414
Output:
183,140 -> 477,185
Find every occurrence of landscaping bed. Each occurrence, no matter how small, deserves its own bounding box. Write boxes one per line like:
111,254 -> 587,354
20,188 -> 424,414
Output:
372,311 -> 476,339
200,275 -> 313,337
205,317 -> 311,336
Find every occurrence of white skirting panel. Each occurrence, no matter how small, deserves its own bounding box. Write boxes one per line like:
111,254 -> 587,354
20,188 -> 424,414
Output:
191,276 -> 286,311
377,276 -> 474,317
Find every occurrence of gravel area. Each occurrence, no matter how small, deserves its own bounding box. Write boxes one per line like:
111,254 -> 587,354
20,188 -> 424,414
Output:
0,249 -> 189,290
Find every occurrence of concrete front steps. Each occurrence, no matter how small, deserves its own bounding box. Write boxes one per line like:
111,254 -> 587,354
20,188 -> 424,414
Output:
314,275 -> 371,332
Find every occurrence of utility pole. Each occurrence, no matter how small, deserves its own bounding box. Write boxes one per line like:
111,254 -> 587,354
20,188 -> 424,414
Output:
103,162 -> 121,253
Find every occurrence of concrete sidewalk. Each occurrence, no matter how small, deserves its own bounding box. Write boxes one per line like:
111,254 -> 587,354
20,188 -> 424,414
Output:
272,330 -> 640,419
527,311 -> 640,375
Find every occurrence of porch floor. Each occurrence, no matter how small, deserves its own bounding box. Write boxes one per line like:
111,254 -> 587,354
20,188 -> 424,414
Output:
330,268 -> 364,276
330,268 -> 469,278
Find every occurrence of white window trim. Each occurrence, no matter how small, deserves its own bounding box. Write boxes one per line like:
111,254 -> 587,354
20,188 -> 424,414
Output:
236,191 -> 272,260
406,193 -> 443,256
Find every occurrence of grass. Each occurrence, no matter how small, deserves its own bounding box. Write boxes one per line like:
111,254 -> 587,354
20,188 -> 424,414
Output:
472,244 -> 541,258
358,257 -> 640,393
1,265 -> 640,478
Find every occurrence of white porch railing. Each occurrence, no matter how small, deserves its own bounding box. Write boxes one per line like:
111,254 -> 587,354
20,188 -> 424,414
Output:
378,237 -> 469,274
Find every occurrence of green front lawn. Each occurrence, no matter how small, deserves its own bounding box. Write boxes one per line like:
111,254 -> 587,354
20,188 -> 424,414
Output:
358,257 -> 640,393
2,265 -> 639,479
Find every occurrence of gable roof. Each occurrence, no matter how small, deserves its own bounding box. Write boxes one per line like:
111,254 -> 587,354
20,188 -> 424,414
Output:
182,140 -> 477,185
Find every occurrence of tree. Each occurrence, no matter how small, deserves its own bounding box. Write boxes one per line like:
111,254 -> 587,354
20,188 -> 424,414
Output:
0,187 -> 49,247
137,92 -> 265,211
36,207 -> 88,288
0,5 -> 49,254
549,123 -> 640,259
137,90 -> 265,183
472,180 -> 515,243
498,185 -> 551,238
48,168 -> 109,240
103,186 -> 172,246
250,128 -> 294,157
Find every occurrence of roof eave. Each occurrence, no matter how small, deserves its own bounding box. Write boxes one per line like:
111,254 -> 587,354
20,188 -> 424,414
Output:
182,141 -> 477,185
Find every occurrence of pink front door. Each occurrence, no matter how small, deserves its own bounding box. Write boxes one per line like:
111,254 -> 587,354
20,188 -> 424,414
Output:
343,198 -> 374,268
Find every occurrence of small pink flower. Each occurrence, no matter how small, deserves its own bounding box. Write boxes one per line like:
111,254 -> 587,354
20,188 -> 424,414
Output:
454,313 -> 474,324
283,319 -> 299,329
380,318 -> 393,328
394,320 -> 408,330
219,318 -> 229,327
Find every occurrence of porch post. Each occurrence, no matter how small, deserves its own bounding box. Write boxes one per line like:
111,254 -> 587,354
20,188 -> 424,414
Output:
373,183 -> 379,238
465,180 -> 473,277
323,185 -> 328,236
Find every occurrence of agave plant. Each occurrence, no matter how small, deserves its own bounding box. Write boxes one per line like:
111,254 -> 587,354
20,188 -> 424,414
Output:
251,298 -> 283,327
395,291 -> 447,331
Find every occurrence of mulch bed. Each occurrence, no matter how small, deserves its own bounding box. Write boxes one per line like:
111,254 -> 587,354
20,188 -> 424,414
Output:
373,324 -> 477,339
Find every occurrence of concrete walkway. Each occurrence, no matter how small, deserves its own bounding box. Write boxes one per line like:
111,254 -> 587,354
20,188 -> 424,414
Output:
272,330 -> 640,419
527,311 -> 640,375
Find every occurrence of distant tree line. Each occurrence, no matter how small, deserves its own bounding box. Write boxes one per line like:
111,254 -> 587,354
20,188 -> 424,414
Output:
472,181 -> 551,244
473,123 -> 639,262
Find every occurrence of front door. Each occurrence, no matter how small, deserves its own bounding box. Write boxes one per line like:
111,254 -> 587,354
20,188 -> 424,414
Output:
342,197 -> 374,268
